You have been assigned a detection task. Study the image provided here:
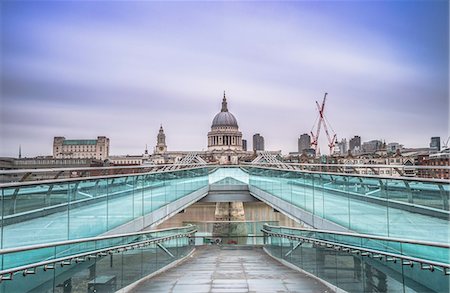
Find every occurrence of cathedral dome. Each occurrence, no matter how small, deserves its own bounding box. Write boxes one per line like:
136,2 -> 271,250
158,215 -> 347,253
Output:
212,112 -> 238,128
208,92 -> 243,153
211,94 -> 238,128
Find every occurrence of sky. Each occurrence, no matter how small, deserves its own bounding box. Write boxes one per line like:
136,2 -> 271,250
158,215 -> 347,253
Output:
1,1 -> 448,157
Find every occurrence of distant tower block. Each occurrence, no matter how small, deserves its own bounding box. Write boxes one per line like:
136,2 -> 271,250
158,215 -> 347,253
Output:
155,125 -> 167,154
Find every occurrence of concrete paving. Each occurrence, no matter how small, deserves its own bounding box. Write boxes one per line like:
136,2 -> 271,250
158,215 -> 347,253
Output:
131,246 -> 331,293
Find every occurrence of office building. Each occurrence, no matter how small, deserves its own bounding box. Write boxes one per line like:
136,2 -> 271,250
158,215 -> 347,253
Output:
253,133 -> 265,151
362,140 -> 383,153
349,136 -> 361,153
298,133 -> 311,153
430,137 -> 441,152
337,138 -> 347,155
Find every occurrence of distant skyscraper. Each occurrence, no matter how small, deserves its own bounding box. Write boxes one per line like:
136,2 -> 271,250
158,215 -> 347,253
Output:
253,133 -> 265,151
337,138 -> 347,155
349,136 -> 361,153
430,137 -> 441,152
298,133 -> 311,153
242,139 -> 247,151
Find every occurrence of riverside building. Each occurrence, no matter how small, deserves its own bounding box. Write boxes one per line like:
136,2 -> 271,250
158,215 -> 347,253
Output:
53,136 -> 110,161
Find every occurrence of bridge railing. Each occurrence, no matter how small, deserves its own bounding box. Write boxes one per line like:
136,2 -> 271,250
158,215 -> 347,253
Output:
1,164 -> 447,246
3,162 -> 448,184
0,225 -> 196,293
262,224 -> 450,293
244,162 -> 449,179
245,164 -> 449,210
0,163 -> 210,183
184,220 -> 279,245
0,167 -> 209,249
243,165 -> 449,240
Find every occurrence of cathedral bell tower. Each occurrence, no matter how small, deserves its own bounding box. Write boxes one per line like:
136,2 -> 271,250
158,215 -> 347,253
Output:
155,125 -> 167,154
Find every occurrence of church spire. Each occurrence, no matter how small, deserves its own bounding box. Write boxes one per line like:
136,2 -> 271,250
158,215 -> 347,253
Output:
221,91 -> 228,112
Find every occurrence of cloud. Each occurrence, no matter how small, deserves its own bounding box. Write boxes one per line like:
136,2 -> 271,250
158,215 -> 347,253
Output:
1,2 -> 448,157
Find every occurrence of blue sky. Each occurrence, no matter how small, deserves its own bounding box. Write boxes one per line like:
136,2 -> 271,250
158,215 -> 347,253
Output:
1,1 -> 448,157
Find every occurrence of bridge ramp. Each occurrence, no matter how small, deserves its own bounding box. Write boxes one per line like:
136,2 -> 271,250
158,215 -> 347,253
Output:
130,245 -> 330,292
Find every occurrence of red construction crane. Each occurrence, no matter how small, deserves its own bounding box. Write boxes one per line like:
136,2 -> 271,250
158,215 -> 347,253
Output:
310,93 -> 338,155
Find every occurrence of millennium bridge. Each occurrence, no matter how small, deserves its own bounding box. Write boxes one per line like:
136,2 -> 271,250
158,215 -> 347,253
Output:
0,162 -> 448,292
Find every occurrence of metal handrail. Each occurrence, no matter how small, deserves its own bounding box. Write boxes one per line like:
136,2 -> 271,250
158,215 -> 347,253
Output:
0,225 -> 196,255
263,224 -> 450,248
2,163 -> 448,177
0,165 -> 210,188
245,162 -> 450,170
0,229 -> 197,281
2,162 -> 448,176
1,164 -> 449,187
185,220 -> 275,223
262,229 -> 450,273
243,164 -> 450,184
0,162 -> 211,175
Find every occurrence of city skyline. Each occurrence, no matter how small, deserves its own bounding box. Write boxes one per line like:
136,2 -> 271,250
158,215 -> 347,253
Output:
1,1 -> 448,157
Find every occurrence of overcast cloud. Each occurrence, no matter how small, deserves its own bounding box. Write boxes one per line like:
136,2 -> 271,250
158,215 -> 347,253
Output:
1,1 -> 448,157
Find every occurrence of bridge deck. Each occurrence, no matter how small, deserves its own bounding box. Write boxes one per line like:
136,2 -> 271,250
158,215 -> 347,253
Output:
131,246 -> 330,293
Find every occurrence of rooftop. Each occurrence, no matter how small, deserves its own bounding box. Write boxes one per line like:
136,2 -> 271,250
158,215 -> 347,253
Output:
62,139 -> 98,145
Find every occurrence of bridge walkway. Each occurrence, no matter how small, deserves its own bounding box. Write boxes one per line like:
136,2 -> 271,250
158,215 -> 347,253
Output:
130,245 -> 330,293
